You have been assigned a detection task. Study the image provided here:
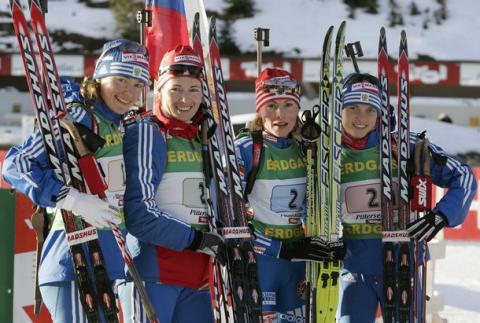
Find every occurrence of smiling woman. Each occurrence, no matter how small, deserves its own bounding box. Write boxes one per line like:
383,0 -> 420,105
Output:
121,44 -> 225,323
1,38 -> 150,323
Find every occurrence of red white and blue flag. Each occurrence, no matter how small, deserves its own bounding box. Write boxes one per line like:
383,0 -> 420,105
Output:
145,0 -> 189,79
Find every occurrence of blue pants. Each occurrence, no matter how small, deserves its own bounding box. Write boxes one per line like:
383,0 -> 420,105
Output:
338,270 -> 382,323
118,281 -> 214,323
40,280 -> 129,323
257,254 -> 306,322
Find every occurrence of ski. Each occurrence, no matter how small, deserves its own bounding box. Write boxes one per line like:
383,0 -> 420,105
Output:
191,12 -> 233,323
10,0 -> 110,321
378,26 -> 397,323
204,16 -> 262,323
379,28 -> 413,323
410,133 -> 431,323
301,24 -> 333,323
396,30 -> 412,323
316,20 -> 346,323
29,0 -> 159,321
12,0 -> 158,321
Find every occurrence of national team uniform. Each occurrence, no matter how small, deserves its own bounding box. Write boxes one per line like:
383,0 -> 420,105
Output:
2,101 -> 128,323
338,134 -> 477,322
236,133 -> 307,322
122,118 -> 213,323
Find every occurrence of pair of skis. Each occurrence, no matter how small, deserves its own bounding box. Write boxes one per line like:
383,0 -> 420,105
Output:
10,0 -> 157,322
192,12 -> 262,323
302,21 -> 346,323
379,27 -> 430,323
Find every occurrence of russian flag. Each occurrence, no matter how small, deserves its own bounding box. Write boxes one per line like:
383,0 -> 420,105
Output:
145,0 -> 189,79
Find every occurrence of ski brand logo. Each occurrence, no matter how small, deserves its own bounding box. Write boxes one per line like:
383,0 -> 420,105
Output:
382,230 -> 409,242
15,22 -> 63,180
61,126 -> 83,182
213,61 -> 243,199
320,78 -> 330,189
380,71 -> 393,201
37,32 -> 64,116
221,226 -> 251,239
398,75 -> 410,203
67,227 -> 99,245
416,178 -> 428,207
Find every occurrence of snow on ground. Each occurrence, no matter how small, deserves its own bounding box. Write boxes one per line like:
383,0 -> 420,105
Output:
435,241 -> 480,322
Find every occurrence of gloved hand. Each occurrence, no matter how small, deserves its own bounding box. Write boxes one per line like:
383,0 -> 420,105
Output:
407,211 -> 447,242
328,239 -> 346,262
189,231 -> 227,265
56,186 -> 121,228
279,237 -> 333,262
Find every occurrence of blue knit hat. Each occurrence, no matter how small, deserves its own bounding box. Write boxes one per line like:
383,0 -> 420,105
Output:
93,39 -> 150,85
342,73 -> 381,112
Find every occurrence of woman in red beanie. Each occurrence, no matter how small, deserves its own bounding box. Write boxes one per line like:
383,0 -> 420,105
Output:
235,67 -> 343,322
122,45 -> 225,323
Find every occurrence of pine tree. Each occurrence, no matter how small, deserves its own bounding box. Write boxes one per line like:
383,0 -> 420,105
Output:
110,0 -> 143,40
223,0 -> 256,19
218,0 -> 256,54
409,1 -> 421,16
219,21 -> 240,55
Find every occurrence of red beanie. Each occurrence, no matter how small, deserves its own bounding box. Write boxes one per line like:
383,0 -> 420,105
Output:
255,68 -> 301,112
154,45 -> 203,118
155,45 -> 203,90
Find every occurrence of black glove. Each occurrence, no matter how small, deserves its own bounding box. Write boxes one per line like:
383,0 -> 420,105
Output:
328,239 -> 346,262
279,237 -> 332,262
189,231 -> 227,265
407,211 -> 447,242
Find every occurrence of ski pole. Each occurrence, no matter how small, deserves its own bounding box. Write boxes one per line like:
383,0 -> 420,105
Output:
345,41 -> 363,72
137,8 -> 152,112
253,27 -> 269,76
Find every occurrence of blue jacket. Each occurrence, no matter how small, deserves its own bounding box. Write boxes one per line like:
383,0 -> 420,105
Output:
122,119 -> 210,288
2,97 -> 126,284
342,131 -> 477,275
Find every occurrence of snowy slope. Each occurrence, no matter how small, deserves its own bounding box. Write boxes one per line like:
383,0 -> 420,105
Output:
2,0 -> 480,60
204,0 -> 479,60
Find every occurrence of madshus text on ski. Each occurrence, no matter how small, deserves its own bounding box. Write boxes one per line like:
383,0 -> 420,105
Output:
4,1 -> 476,323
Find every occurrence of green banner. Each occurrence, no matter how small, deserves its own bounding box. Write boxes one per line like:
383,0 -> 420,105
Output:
0,189 -> 15,322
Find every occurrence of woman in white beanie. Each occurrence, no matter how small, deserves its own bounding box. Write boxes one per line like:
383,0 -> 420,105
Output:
338,72 -> 476,322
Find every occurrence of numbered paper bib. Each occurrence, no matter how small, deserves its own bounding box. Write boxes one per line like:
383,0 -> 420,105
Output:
156,172 -> 208,228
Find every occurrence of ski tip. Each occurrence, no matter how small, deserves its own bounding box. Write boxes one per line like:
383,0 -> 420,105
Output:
401,30 -> 407,39
380,26 -> 386,35
208,16 -> 217,41
193,12 -> 200,30
31,0 -> 42,10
